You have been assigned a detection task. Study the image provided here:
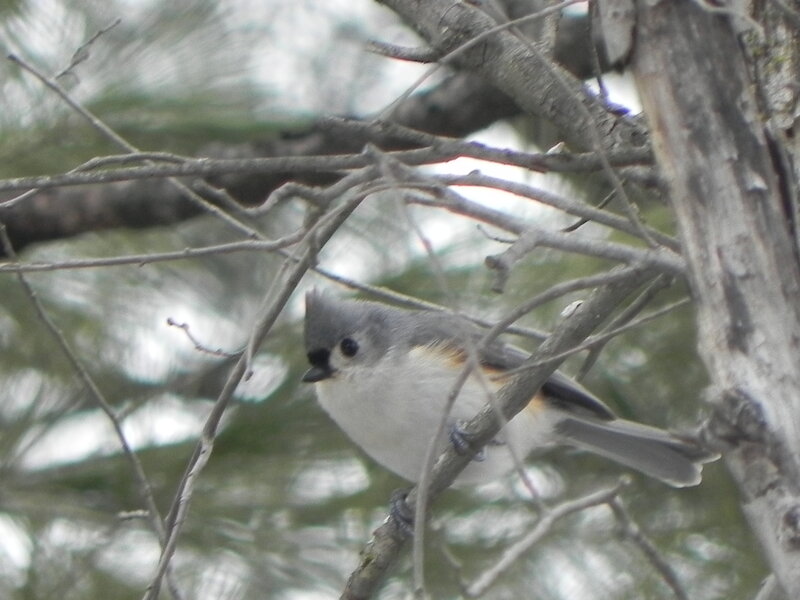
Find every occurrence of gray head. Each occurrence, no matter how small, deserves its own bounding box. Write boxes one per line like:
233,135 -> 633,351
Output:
301,291 -> 510,383
302,291 -> 402,382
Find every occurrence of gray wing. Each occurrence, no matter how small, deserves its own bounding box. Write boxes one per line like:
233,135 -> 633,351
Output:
400,306 -> 716,487
405,310 -> 616,421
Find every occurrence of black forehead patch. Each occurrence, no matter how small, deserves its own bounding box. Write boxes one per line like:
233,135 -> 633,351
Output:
306,347 -> 330,368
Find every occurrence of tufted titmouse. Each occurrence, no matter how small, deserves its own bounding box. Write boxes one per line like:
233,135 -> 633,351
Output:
302,291 -> 716,487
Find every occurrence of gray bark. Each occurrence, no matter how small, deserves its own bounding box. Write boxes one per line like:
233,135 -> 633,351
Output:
376,0 -> 649,152
631,1 -> 800,596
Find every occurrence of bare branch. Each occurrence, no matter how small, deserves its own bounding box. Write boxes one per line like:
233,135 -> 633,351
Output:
0,225 -> 184,600
464,482 -> 625,597
577,273 -> 675,378
0,148 -> 455,194
453,0 -> 658,247
0,234 -> 305,273
8,53 -> 262,239
608,498 -> 690,600
377,0 -> 648,153
485,267 -> 644,336
325,116 -> 653,173
55,18 -> 122,78
404,189 -> 684,273
435,172 -> 678,250
165,318 -> 241,358
496,297 -> 692,381
143,184 -> 367,600
563,188 -> 616,233
489,218 -> 683,274
365,39 -> 440,63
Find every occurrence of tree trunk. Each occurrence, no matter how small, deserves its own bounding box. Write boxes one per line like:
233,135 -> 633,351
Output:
631,1 -> 800,595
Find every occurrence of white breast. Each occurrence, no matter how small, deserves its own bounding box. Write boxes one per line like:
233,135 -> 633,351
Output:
314,346 -> 558,484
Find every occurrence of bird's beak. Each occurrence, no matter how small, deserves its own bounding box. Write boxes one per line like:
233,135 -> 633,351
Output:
302,365 -> 333,382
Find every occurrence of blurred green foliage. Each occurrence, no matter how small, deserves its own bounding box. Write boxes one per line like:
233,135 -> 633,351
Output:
0,1 -> 766,599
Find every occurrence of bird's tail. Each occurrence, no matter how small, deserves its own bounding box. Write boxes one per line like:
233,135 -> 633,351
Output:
556,416 -> 719,487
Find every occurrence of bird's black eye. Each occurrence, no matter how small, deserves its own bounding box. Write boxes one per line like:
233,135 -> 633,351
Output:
339,337 -> 359,357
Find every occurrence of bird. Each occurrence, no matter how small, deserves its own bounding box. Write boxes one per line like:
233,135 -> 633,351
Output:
301,290 -> 717,487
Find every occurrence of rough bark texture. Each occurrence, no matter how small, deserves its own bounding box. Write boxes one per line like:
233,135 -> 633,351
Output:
377,0 -> 649,152
632,1 -> 800,595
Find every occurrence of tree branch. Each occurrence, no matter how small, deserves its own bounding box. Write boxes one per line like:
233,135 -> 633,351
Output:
465,481 -> 625,597
376,0 -> 649,153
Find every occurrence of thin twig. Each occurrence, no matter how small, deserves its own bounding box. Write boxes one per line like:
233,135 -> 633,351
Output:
408,190 -> 684,274
0,150 -> 195,210
8,54 -> 263,238
577,274 -> 675,378
0,151 -> 190,210
490,222 -> 683,275
322,116 -> 653,173
0,224 -> 184,600
372,148 -> 543,593
166,319 -> 241,358
374,146 -> 459,594
142,188 -> 366,600
608,497 -> 690,600
587,9 -> 610,100
484,267 -> 643,343
81,151 -> 193,167
494,297 -> 691,381
464,482 -> 625,597
0,147 -> 458,195
56,18 -> 122,78
0,233 -> 306,273
563,188 -> 616,233
365,40 -> 439,63
435,172 -> 679,250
